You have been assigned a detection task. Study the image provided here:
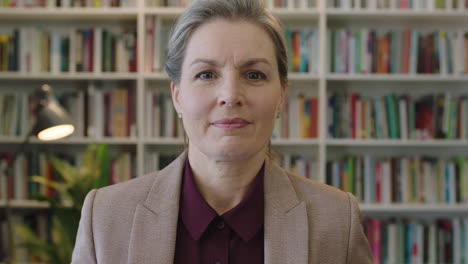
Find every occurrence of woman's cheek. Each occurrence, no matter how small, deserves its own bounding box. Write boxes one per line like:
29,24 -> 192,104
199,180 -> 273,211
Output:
182,92 -> 212,121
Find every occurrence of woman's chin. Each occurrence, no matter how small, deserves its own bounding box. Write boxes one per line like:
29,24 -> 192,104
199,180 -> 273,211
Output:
189,137 -> 268,162
210,145 -> 265,163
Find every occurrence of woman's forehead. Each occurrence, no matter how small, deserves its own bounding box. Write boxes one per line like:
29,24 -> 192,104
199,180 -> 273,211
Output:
183,18 -> 276,68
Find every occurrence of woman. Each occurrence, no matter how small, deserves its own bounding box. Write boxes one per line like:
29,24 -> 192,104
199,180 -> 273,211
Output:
72,0 -> 372,263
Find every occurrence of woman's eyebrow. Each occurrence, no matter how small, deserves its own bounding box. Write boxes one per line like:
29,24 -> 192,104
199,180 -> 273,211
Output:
240,58 -> 272,68
190,58 -> 221,67
189,58 -> 272,68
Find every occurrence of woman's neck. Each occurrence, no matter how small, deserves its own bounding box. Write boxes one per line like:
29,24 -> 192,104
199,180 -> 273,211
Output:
187,145 -> 266,215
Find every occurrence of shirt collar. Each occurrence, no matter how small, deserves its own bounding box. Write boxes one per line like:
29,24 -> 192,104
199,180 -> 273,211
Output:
179,158 -> 265,242
222,162 -> 264,242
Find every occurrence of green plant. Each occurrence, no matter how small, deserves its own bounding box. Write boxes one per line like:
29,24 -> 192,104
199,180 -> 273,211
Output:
14,144 -> 110,264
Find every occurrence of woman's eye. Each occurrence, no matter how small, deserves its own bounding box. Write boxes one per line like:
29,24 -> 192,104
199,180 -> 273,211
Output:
247,72 -> 266,80
196,72 -> 215,80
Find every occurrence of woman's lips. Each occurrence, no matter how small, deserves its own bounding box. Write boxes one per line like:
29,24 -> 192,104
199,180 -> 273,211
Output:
212,118 -> 250,130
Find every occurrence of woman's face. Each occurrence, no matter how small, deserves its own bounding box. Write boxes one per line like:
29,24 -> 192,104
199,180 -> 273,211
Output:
171,18 -> 285,162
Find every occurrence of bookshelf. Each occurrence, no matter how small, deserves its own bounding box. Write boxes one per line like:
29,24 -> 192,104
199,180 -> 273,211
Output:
1,0 -> 468,262
0,0 -> 466,211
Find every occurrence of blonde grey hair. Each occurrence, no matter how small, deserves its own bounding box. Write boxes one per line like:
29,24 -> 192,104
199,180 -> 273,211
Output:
164,0 -> 289,88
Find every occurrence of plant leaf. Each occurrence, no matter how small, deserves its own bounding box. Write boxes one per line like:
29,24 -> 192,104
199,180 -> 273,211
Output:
49,155 -> 78,184
31,175 -> 72,202
96,144 -> 110,189
80,144 -> 98,179
51,216 -> 74,263
15,225 -> 54,261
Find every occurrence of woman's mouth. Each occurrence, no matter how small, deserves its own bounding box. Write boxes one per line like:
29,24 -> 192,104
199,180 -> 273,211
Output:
211,118 -> 251,130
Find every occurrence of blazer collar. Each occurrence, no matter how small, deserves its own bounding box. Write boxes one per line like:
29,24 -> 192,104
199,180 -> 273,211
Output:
127,151 -> 186,264
128,152 -> 308,264
263,158 -> 309,264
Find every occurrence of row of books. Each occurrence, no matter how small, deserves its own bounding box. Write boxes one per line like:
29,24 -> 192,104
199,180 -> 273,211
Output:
144,16 -> 170,73
146,0 -> 318,8
363,217 -> 468,264
0,27 -> 137,73
0,92 -> 32,137
279,153 -> 318,181
273,95 -> 319,139
0,152 -> 55,200
0,0 -> 134,7
329,28 -> 468,75
0,150 -> 135,200
328,92 -> 468,140
285,29 -> 319,74
70,83 -> 137,139
145,90 -> 183,138
328,0 -> 468,9
0,85 -> 136,138
326,155 -> 468,204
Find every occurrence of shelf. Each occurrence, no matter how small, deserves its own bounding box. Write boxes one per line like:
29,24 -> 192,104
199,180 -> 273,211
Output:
327,8 -> 468,23
270,8 -> 321,20
0,200 -> 49,209
0,72 -> 138,80
326,139 -> 468,147
0,199 -> 72,209
143,7 -> 184,18
288,73 -> 320,81
0,136 -> 139,145
143,72 -> 170,81
327,73 -> 468,82
0,7 -> 138,20
143,7 -> 321,20
360,204 -> 468,216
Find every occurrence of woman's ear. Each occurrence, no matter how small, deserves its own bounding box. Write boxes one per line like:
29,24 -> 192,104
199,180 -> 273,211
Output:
171,82 -> 181,114
278,83 -> 287,113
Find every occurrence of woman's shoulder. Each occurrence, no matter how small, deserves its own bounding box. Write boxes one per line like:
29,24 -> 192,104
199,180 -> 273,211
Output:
91,171 -> 160,209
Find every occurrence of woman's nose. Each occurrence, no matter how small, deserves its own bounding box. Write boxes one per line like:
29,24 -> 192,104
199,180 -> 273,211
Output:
218,74 -> 244,107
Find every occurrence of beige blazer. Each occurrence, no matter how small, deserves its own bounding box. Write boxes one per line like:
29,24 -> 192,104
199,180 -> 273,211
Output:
71,152 -> 372,264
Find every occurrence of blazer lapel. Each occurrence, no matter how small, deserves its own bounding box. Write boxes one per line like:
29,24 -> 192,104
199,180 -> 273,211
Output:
127,152 -> 187,264
264,159 -> 309,264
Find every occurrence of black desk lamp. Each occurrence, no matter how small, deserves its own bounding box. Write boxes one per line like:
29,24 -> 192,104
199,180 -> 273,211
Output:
2,84 -> 75,264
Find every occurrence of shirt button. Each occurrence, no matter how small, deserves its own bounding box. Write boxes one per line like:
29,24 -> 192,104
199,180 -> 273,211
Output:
217,221 -> 225,229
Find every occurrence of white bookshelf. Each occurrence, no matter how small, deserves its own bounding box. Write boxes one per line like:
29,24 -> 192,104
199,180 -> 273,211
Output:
0,136 -> 138,145
0,72 -> 139,80
0,199 -> 49,209
0,0 -> 467,218
327,9 -> 468,23
326,139 -> 468,147
327,73 -> 468,82
360,204 -> 468,217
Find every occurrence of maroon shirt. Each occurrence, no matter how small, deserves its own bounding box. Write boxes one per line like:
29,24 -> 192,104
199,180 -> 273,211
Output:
174,159 -> 265,264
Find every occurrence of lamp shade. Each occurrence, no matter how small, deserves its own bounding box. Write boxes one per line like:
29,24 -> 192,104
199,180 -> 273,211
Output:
33,84 -> 75,141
